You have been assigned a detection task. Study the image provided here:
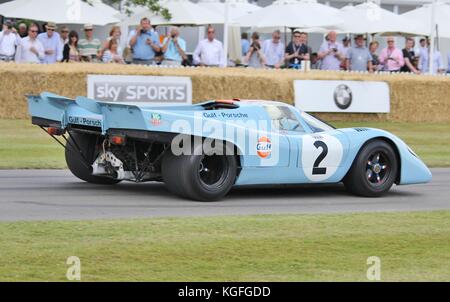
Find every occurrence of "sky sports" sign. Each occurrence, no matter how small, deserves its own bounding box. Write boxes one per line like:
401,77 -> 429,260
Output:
87,75 -> 192,105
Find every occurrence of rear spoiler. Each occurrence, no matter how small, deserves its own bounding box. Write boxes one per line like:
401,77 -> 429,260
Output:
27,92 -> 145,134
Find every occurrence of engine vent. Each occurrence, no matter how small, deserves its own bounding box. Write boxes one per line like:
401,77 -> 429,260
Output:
354,128 -> 369,132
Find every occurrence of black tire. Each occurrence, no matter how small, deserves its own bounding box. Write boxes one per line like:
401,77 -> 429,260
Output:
344,140 -> 398,197
65,132 -> 121,185
162,140 -> 237,201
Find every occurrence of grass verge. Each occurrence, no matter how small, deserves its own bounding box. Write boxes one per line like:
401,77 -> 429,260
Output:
0,211 -> 449,281
0,120 -> 449,169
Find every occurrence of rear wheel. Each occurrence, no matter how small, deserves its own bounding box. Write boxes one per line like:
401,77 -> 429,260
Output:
344,140 -> 398,197
162,141 -> 237,201
65,132 -> 121,185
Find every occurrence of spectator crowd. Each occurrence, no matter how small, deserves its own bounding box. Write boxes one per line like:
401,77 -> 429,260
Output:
1,18 -> 449,74
241,28 -> 449,74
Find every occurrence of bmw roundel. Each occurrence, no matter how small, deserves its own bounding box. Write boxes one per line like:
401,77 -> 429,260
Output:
334,84 -> 353,110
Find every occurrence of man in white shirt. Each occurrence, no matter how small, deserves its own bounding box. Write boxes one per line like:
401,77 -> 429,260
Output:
419,47 -> 444,74
37,22 -> 63,64
447,51 -> 450,73
193,26 -> 225,67
15,24 -> 45,64
318,31 -> 346,71
262,30 -> 285,68
0,22 -> 21,61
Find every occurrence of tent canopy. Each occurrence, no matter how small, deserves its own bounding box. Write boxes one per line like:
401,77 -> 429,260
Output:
336,2 -> 426,36
234,0 -> 343,29
402,1 -> 450,38
197,0 -> 261,23
122,0 -> 224,26
0,0 -> 120,26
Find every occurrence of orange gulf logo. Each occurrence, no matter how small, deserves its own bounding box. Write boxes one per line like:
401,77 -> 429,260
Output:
257,137 -> 272,158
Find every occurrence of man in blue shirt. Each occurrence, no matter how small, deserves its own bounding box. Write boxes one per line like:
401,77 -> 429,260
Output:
37,22 -> 63,63
241,32 -> 250,57
161,26 -> 187,66
346,35 -> 373,72
128,17 -> 160,65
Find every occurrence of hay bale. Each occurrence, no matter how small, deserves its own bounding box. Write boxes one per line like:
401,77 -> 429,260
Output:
0,63 -> 449,122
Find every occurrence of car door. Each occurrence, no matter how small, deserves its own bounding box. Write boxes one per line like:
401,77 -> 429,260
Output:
294,112 -> 350,183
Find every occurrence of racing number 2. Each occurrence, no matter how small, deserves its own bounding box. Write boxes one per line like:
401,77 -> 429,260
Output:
312,141 -> 328,175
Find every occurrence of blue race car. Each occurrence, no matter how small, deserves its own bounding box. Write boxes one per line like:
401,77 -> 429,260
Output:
27,92 -> 432,201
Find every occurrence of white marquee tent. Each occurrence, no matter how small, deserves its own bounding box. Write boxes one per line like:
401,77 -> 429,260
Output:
122,0 -> 224,26
234,0 -> 343,30
336,2 -> 426,36
402,1 -> 450,38
0,0 -> 120,25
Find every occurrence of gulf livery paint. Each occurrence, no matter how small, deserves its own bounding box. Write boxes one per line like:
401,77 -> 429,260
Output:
27,93 -> 432,192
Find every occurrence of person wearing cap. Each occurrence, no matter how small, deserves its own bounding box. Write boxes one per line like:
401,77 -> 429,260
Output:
78,24 -> 102,62
345,35 -> 373,72
18,23 -> 28,38
0,21 -> 21,62
37,21 -> 63,64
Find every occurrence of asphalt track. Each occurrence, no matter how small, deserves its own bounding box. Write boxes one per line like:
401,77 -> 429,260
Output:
0,169 -> 449,221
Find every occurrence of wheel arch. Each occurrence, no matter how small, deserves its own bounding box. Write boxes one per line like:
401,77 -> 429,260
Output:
170,134 -> 244,178
343,136 -> 401,184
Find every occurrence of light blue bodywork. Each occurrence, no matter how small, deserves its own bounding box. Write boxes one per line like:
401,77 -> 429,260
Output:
27,92 -> 432,186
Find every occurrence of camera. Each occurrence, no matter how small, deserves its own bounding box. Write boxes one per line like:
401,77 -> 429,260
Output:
5,21 -> 14,30
251,42 -> 261,50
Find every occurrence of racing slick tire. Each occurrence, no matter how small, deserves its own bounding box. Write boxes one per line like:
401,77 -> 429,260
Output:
65,132 -> 121,185
344,139 -> 398,197
162,140 -> 238,201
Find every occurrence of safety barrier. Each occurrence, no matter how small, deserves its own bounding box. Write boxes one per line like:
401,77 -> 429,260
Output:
0,62 -> 449,122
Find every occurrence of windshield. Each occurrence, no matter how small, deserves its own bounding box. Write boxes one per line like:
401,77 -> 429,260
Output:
264,105 -> 304,132
300,112 -> 335,133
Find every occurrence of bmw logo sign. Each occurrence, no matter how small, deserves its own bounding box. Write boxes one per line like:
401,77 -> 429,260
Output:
334,84 -> 353,110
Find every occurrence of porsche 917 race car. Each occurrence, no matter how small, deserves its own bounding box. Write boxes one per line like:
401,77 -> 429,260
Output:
27,92 -> 432,201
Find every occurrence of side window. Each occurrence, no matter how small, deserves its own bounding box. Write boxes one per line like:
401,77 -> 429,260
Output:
264,106 -> 304,132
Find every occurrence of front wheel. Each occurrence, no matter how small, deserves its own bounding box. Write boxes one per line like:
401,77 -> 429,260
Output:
344,140 -> 398,197
162,141 -> 237,201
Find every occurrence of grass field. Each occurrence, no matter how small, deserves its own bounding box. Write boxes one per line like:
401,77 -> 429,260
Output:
0,211 -> 449,282
0,119 -> 449,169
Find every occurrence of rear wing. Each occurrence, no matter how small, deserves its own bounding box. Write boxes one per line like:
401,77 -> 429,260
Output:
27,92 -> 146,134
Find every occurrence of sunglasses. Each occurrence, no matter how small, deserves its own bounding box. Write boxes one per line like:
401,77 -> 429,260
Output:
62,30 -> 69,33
85,29 -> 93,32
388,40 -> 394,42
208,31 -> 215,34
29,30 -> 38,33
47,28 -> 55,31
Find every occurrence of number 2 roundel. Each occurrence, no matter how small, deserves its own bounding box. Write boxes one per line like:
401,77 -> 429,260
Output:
301,134 -> 344,182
